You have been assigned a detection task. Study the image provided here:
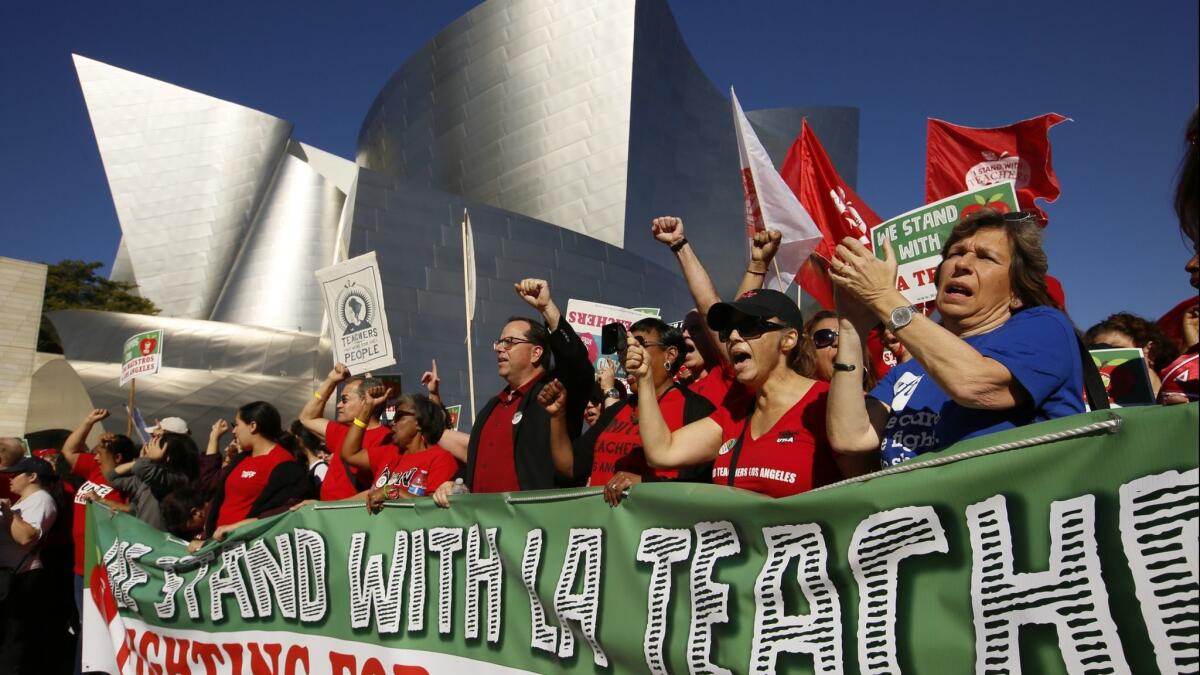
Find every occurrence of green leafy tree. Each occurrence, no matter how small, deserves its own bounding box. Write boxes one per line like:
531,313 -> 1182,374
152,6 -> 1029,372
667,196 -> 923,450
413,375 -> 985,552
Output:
39,260 -> 159,353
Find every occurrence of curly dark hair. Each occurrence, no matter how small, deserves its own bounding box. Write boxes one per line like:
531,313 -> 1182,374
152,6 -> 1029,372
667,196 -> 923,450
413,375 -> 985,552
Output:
1085,312 -> 1181,372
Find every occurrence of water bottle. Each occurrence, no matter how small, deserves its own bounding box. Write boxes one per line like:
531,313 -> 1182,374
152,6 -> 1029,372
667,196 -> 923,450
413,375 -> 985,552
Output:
450,478 -> 470,495
408,469 -> 429,496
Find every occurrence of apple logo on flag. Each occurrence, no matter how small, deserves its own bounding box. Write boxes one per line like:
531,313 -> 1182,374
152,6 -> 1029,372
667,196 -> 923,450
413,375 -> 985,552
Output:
139,337 -> 157,356
964,151 -> 1031,190
960,193 -> 1012,219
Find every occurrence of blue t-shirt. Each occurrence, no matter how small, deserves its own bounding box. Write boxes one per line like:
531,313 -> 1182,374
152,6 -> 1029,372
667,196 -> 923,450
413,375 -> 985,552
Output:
869,306 -> 1084,466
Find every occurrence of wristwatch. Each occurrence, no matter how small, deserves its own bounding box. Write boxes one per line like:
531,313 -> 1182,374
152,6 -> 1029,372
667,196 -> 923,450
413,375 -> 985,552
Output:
604,387 -> 622,399
888,305 -> 919,332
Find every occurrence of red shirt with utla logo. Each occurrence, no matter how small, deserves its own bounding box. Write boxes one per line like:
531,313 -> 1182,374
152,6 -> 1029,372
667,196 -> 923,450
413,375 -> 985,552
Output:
72,453 -> 128,576
709,380 -> 840,498
588,387 -> 689,486
216,445 -> 293,527
321,421 -> 391,500
367,444 -> 458,495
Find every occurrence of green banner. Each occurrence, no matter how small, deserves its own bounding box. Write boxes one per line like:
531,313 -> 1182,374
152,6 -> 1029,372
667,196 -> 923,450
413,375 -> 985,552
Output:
870,182 -> 1020,304
85,405 -> 1199,674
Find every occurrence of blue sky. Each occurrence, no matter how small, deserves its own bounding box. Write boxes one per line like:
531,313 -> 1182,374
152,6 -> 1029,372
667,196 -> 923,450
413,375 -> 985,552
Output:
1,0 -> 1195,330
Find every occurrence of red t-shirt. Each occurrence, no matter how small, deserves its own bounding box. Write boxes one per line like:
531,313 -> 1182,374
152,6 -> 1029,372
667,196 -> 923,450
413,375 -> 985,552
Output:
321,421 -> 390,501
1159,346 -> 1199,403
71,453 -> 127,576
473,378 -> 540,493
687,363 -> 749,412
588,387 -> 689,485
709,381 -> 840,498
216,445 -> 293,527
367,444 -> 458,494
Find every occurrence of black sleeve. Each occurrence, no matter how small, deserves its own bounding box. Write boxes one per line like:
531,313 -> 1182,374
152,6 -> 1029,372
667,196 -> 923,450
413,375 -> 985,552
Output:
547,320 -> 595,438
203,455 -> 244,537
247,461 -> 313,519
569,400 -> 625,486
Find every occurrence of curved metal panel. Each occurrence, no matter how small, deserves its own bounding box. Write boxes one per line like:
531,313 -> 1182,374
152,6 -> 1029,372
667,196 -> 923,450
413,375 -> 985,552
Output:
209,146 -> 345,333
73,54 -> 293,320
357,0 -> 637,248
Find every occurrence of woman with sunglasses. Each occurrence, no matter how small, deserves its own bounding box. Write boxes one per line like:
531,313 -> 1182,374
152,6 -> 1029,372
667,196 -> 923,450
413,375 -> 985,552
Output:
805,310 -> 841,382
628,289 -> 848,498
827,210 -> 1084,467
340,386 -> 458,512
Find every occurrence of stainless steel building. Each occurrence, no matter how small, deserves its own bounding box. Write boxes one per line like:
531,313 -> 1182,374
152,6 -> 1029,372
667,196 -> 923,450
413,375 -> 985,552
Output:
68,0 -> 859,428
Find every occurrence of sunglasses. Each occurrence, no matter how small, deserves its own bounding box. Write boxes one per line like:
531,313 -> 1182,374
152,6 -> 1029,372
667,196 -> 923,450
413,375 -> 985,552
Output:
812,328 -> 839,349
718,318 -> 790,342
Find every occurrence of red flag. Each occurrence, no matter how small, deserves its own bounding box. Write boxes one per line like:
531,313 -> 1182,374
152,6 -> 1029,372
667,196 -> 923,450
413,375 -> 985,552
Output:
925,113 -> 1069,223
780,119 -> 883,309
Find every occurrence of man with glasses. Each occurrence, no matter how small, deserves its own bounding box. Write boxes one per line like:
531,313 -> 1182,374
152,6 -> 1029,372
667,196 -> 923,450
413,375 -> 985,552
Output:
435,278 -> 592,503
827,210 -> 1084,466
298,364 -> 387,500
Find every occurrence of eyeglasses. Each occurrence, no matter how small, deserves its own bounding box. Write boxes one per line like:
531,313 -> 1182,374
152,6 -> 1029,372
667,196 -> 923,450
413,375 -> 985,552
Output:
392,410 -> 414,419
493,337 -> 534,350
718,318 -> 790,342
812,328 -> 839,349
632,336 -> 667,349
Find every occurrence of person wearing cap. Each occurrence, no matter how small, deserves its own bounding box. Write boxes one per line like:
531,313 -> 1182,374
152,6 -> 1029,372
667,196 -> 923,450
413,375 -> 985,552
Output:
0,455 -> 59,673
537,317 -> 717,505
146,416 -> 190,438
627,288 -> 846,498
826,210 -> 1084,466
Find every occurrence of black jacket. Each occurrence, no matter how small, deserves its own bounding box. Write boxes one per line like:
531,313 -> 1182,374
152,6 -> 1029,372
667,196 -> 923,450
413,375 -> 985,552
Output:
569,383 -> 716,485
465,320 -> 594,491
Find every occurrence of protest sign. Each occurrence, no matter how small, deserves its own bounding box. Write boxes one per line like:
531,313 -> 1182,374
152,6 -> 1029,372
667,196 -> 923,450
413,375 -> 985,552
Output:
1090,347 -> 1157,407
84,404 -> 1198,674
120,329 -> 163,387
870,181 -> 1020,304
565,299 -> 659,368
445,404 -> 462,431
316,252 -> 396,374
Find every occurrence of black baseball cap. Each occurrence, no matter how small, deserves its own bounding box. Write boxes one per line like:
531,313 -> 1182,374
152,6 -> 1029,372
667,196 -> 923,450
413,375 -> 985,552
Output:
0,456 -> 57,482
707,289 -> 805,332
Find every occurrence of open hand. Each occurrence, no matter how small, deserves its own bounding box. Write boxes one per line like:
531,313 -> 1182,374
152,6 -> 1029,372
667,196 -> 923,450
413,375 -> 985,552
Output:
830,236 -> 898,314
536,379 -> 566,417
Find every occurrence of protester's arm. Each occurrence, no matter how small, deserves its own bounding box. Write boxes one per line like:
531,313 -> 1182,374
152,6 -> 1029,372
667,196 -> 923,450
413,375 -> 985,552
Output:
63,408 -> 109,469
212,518 -> 257,542
597,359 -> 621,408
831,237 -> 1030,410
515,278 -> 563,331
81,490 -> 133,514
299,363 -> 351,438
206,419 -> 229,457
537,379 -> 575,478
652,217 -> 728,363
437,430 -> 469,463
735,230 -> 782,298
626,338 -> 725,467
342,385 -> 387,471
421,360 -> 443,408
248,461 -> 312,517
4,505 -> 40,546
827,292 -> 891,454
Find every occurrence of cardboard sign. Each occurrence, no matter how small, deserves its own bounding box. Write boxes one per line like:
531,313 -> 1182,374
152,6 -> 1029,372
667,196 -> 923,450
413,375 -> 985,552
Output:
445,404 -> 462,432
316,252 -> 396,375
870,181 -> 1020,303
120,329 -> 163,387
1090,347 -> 1157,407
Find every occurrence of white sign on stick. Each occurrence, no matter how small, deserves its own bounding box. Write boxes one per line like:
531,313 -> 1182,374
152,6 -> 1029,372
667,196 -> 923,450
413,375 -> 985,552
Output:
316,252 -> 396,374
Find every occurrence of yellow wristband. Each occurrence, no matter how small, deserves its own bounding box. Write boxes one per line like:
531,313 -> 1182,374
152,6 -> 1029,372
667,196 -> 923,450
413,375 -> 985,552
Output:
313,391 -> 323,400
352,418 -> 368,429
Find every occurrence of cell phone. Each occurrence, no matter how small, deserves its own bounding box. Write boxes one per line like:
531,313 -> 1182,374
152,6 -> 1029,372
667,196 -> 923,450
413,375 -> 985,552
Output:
601,322 -> 628,355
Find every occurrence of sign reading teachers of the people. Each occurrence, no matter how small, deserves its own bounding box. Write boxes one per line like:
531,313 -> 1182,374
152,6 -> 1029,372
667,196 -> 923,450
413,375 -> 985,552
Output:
870,181 -> 1020,304
316,252 -> 396,375
119,328 -> 163,387
82,405 -> 1199,674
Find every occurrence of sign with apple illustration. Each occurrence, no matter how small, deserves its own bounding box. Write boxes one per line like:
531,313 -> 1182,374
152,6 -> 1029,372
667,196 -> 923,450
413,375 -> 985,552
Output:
120,328 -> 164,387
869,181 -> 1020,304
1089,347 -> 1156,407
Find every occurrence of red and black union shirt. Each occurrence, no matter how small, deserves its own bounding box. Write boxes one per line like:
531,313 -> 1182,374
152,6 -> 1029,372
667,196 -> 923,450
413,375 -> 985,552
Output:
709,380 -> 840,498
587,387 -> 691,485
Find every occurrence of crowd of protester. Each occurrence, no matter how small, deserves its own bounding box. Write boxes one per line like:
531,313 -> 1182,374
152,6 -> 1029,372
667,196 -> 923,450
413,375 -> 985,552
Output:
1,110 -> 1197,673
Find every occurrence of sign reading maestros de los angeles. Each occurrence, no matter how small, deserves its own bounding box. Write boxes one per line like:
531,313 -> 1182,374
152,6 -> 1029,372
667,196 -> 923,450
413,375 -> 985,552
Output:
316,252 -> 396,374
120,329 -> 163,387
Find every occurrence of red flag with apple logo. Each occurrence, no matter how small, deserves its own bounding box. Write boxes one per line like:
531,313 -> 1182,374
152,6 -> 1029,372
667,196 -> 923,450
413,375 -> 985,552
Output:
925,113 -> 1069,224
779,119 -> 883,309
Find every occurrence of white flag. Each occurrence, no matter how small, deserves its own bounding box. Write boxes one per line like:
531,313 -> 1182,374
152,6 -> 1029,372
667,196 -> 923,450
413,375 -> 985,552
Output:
463,209 -> 477,322
731,88 -> 823,292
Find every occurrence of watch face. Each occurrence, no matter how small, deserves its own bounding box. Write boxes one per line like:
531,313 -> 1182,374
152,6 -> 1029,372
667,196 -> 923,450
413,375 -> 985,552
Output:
891,305 -> 915,328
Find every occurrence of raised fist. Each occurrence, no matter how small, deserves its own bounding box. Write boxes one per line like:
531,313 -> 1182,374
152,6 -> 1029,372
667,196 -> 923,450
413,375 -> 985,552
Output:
514,278 -> 551,311
750,229 -> 783,264
85,408 -> 110,425
623,336 -> 650,380
327,363 -> 350,383
536,379 -> 566,417
652,216 -> 685,247
210,419 -> 230,437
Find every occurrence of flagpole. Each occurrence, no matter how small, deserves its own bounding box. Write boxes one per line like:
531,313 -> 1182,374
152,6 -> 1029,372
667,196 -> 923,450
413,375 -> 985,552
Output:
771,257 -> 784,293
461,210 -> 477,416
